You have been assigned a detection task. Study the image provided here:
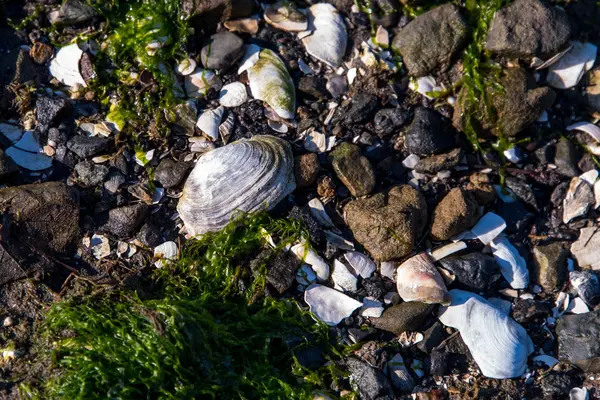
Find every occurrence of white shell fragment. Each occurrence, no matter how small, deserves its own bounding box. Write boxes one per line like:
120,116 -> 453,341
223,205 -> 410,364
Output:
324,230 -> 354,250
291,241 -> 330,282
396,253 -> 450,305
308,198 -> 337,230
247,48 -> 296,119
409,76 -> 439,99
567,122 -> 600,156
178,135 -> 295,235
490,235 -> 529,289
184,69 -> 223,98
387,354 -> 415,393
566,297 -> 590,314
532,355 -> 560,368
438,289 -> 534,379
154,241 -> 179,268
471,212 -> 507,245
360,297 -> 384,318
264,1 -> 308,32
237,44 -> 261,74
49,43 -> 87,88
570,227 -> 600,270
547,41 -> 597,89
344,251 -> 376,278
88,234 -> 110,260
332,259 -> 358,292
430,241 -> 467,261
6,131 -> 52,171
304,130 -> 329,153
563,177 -> 593,224
301,3 -> 347,68
176,58 -> 197,76
570,387 -> 589,400
304,283 -> 362,326
196,107 -> 225,141
218,82 -> 248,108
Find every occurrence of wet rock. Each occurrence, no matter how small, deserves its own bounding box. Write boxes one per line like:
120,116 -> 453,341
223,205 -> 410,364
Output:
36,96 -> 70,134
370,0 -> 400,27
66,136 -> 109,159
136,222 -> 163,247
329,143 -> 375,197
98,204 -> 148,240
200,32 -> 244,70
505,176 -> 539,212
439,253 -> 498,292
556,310 -> 600,372
155,158 -> 191,189
512,299 -> 551,324
417,321 -> 448,354
405,107 -> 455,156
344,185 -> 427,260
48,127 -> 69,146
346,358 -> 394,400
430,350 -> 450,376
0,182 -> 79,254
372,302 -> 435,335
298,76 -> 329,100
430,188 -> 480,241
13,50 -> 44,86
373,108 -> 410,138
414,148 -> 462,174
466,173 -> 496,205
485,0 -> 571,58
345,94 -> 378,125
48,0 -> 98,25
171,102 -> 197,136
74,160 -> 109,188
532,242 -> 569,292
571,227 -> 600,270
392,4 -> 468,77
554,137 -> 580,177
30,42 -> 54,64
294,153 -> 320,188
267,250 -> 300,295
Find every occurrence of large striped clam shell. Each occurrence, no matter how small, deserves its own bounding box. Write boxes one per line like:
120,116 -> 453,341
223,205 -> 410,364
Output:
178,135 -> 295,235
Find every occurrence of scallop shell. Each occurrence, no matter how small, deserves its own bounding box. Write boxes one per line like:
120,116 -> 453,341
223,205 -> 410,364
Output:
396,253 -> 450,305
490,234 -> 530,289
304,283 -> 362,326
196,106 -> 224,141
301,3 -> 347,68
49,43 -> 87,88
218,82 -> 248,108
247,48 -> 296,119
184,69 -> 222,98
438,289 -> 534,379
177,135 -> 296,235
264,1 -> 308,32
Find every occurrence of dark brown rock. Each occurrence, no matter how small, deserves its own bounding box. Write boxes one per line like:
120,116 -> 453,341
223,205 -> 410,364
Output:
532,242 -> 569,292
430,187 -> 480,241
294,153 -> 320,188
330,143 -> 375,197
372,302 -> 435,335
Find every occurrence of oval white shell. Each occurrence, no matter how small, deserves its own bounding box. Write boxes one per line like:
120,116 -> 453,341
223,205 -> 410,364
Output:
438,289 -> 534,379
177,135 -> 296,235
177,58 -> 197,76
184,69 -> 223,98
196,106 -> 224,141
291,241 -> 330,281
344,251 -> 376,278
396,253 -> 450,305
264,1 -> 308,32
490,235 -> 530,289
301,3 -> 347,68
304,283 -> 362,326
218,82 -> 248,108
247,48 -> 296,119
49,43 -> 87,88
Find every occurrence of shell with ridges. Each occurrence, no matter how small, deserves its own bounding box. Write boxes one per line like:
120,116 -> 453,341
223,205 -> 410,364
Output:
301,3 -> 347,68
396,253 -> 450,305
177,135 -> 295,235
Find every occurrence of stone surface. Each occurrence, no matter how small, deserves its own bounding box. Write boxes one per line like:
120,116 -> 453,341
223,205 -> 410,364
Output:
36,96 -> 70,134
136,222 -> 163,247
430,188 -> 480,241
392,4 -> 468,77
155,158 -> 191,189
298,76 -> 329,100
532,242 -> 569,292
345,185 -> 427,261
370,0 -> 400,28
329,143 -> 375,197
346,358 -> 394,400
556,310 -> 600,372
405,107 -> 455,156
345,94 -> 379,125
182,0 -> 255,28
98,204 -> 148,240
48,0 -> 98,25
554,137 -> 580,177
439,252 -> 498,292
200,32 -> 244,70
414,148 -> 462,174
512,299 -> 552,324
586,67 -> 600,112
67,136 -> 109,159
30,42 -> 54,64
570,227 -> 600,270
74,160 -> 109,188
417,321 -> 448,354
0,149 -> 18,181
485,0 -> 571,57
266,250 -> 300,295
372,302 -> 435,335
294,153 -> 320,188
373,108 -> 410,138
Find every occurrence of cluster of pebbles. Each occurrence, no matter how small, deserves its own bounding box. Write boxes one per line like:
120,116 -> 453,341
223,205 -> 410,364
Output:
0,0 -> 600,398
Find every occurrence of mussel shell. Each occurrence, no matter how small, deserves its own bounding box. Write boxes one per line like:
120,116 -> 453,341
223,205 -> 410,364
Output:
301,3 -> 347,68
396,253 -> 450,305
178,135 -> 296,235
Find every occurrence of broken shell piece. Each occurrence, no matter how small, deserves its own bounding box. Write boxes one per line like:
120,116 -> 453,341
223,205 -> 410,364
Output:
471,212 -> 507,245
267,119 -> 288,133
308,198 -> 337,230
296,264 -> 317,286
304,129 -> 328,153
567,122 -> 600,149
89,234 -> 110,259
532,354 -> 560,368
430,241 -> 467,261
344,251 -> 376,278
154,241 -> 178,268
237,44 -> 261,74
563,177 -> 594,224
532,44 -> 573,70
409,76 -> 439,99
184,69 -> 223,98
5,131 -> 52,171
291,241 -> 330,282
547,41 -> 597,89
398,331 -> 424,348
374,25 -> 389,48
396,253 -> 450,305
332,259 -> 358,292
49,43 -> 87,88
361,297 -> 384,318
580,169 -> 599,185
301,3 -> 347,68
304,283 -> 362,326
324,230 -> 354,250
176,58 -> 196,76
247,48 -> 296,119
189,137 -> 216,153
569,387 -> 589,400
566,297 -> 590,314
490,235 -> 529,289
196,107 -> 225,141
438,289 -> 534,379
218,82 -> 248,108
388,354 -> 415,393
135,148 -> 155,166
264,1 -> 308,32
570,270 -> 600,307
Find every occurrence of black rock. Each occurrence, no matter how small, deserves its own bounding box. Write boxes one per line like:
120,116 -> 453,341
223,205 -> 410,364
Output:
373,108 -> 410,138
554,137 -> 580,177
200,32 -> 244,70
556,310 -> 600,372
362,276 -> 386,299
345,94 -> 378,125
298,76 -> 329,100
540,372 -> 579,400
36,96 -> 70,133
512,299 -> 552,323
497,200 -> 535,234
48,127 -> 70,146
534,142 -> 556,165
348,327 -> 376,343
417,321 -> 448,354
570,270 -> 600,308
439,252 -> 498,292
103,171 -> 126,194
429,350 -> 450,376
346,358 -> 394,400
370,0 -> 400,27
155,158 -> 191,188
372,302 -> 434,335
288,206 -> 324,246
0,149 -> 18,181
266,250 -> 299,295
505,176 -> 539,212
550,181 -> 569,207
67,136 -> 109,159
136,222 -> 163,247
48,0 -> 98,25
74,160 -> 109,188
98,203 -> 148,240
326,75 -> 348,98
405,107 -> 455,156
295,346 -> 325,370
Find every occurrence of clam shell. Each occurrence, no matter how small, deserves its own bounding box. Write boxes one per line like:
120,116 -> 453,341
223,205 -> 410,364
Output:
177,135 -> 296,235
196,106 -> 225,141
344,251 -> 376,278
438,289 -> 534,379
490,235 -> 529,289
301,3 -> 347,68
547,41 -> 597,89
49,43 -> 87,88
332,259 -> 357,292
308,198 -> 336,230
396,253 -> 450,305
247,48 -> 296,119
264,1 -> 308,32
184,69 -> 222,98
304,283 -> 362,326
219,112 -> 235,144
176,58 -> 197,76
154,241 -> 179,268
291,241 -> 330,281
218,82 -> 248,108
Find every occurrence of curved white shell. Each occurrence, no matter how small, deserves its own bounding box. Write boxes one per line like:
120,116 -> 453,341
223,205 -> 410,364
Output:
291,241 -> 330,281
247,48 -> 296,119
184,69 -> 222,98
490,235 -> 529,289
438,289 -> 534,379
308,198 -> 336,230
237,44 -> 261,74
218,82 -> 248,108
49,43 -> 87,88
344,251 -> 376,278
177,58 -> 197,76
177,135 -> 296,235
154,241 -> 179,268
547,41 -> 597,89
396,253 -> 450,305
304,283 -> 362,326
6,131 -> 52,171
264,1 -> 308,32
196,106 -> 224,141
301,3 -> 347,68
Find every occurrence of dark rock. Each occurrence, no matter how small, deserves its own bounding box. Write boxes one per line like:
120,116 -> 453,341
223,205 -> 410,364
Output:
512,299 -> 552,323
288,206 -> 324,246
295,346 -> 325,370
267,250 -> 299,295
36,96 -> 70,133
429,350 -> 450,376
30,42 -> 54,64
13,50 -> 43,85
376,156 -> 406,182
586,67 -> 600,112
556,310 -> 600,372
392,4 -> 468,77
439,252 -> 498,292
466,173 -> 496,205
103,171 -> 126,194
155,158 -> 191,188
417,321 -> 448,354
66,136 -> 109,159
345,94 -> 378,125
136,222 -> 163,247
326,75 -> 348,98
430,187 -> 480,241
98,204 -> 148,240
0,182 -> 79,254
348,327 -> 376,343
405,107 -> 455,156
370,0 -> 400,27
485,0 -> 571,57
414,148 -> 462,174
372,302 -> 435,335
48,0 -> 98,25
373,108 -> 410,138
74,160 -> 109,188
345,185 -> 427,260
554,137 -> 580,177
200,32 -> 244,70
346,358 -> 394,400
329,143 -> 375,197
497,200 -> 535,234
294,153 -> 320,188
48,127 -> 69,146
182,0 -> 255,29
532,242 -> 569,292
298,76 -> 329,100
170,102 -> 197,136
550,181 -> 569,206
505,176 -> 539,212
540,372 -> 579,400
534,142 -> 556,165
0,149 -> 18,181
362,276 -> 386,299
